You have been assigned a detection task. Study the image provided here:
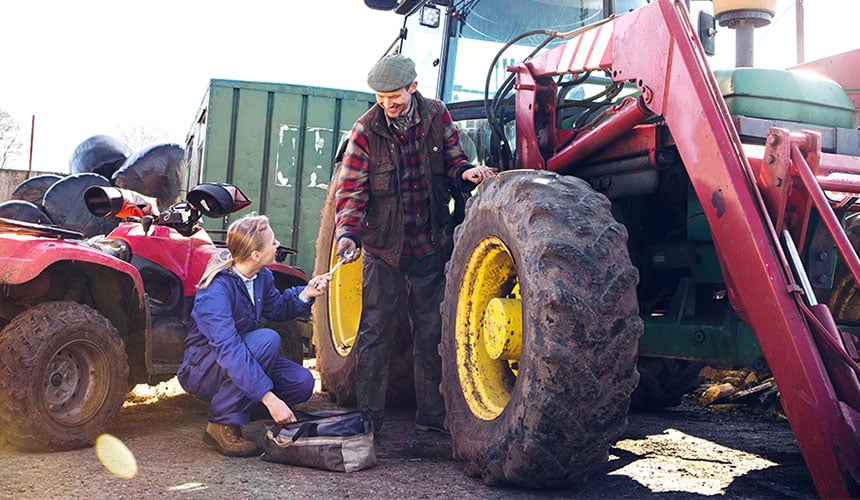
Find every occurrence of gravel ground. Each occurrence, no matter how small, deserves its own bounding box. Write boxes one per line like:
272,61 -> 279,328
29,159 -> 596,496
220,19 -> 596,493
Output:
0,362 -> 817,499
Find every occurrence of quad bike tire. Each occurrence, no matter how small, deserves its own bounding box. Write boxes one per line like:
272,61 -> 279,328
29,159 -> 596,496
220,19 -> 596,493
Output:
0,301 -> 129,452
311,164 -> 414,407
440,170 -> 642,487
629,357 -> 704,410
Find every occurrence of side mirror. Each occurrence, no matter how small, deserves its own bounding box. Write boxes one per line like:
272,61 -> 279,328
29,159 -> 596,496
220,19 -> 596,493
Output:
84,185 -> 155,219
364,0 -> 398,10
698,11 -> 717,56
186,183 -> 252,218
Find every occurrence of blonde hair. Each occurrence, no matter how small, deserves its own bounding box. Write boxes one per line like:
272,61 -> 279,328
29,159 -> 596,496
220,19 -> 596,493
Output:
198,214 -> 272,289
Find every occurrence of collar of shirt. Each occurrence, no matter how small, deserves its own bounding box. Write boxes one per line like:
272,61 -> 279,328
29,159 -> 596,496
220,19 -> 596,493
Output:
387,99 -> 417,131
232,267 -> 257,283
232,267 -> 257,304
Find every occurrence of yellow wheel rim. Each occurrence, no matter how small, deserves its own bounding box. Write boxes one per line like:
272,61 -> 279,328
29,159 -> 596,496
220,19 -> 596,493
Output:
455,236 -> 521,420
326,241 -> 362,356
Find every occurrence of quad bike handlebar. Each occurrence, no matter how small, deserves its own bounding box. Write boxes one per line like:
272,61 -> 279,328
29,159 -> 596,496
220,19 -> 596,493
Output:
85,182 -> 254,237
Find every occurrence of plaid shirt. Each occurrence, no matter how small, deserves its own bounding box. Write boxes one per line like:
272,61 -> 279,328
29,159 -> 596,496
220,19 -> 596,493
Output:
336,98 -> 472,259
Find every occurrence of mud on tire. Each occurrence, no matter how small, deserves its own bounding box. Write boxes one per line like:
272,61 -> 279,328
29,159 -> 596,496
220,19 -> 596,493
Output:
0,301 -> 129,451
440,170 -> 642,487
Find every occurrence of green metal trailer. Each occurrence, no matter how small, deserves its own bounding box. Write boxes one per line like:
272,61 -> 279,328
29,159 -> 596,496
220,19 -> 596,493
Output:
184,79 -> 375,276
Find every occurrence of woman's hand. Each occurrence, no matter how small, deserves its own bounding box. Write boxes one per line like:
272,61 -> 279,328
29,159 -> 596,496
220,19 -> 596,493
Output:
303,273 -> 332,299
261,391 -> 296,424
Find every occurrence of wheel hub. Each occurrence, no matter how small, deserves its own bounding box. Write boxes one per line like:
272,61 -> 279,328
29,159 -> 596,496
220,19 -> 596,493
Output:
482,298 -> 522,360
44,349 -> 81,408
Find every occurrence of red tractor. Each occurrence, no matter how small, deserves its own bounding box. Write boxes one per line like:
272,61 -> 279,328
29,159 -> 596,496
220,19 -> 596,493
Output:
312,0 -> 860,496
0,183 -> 310,451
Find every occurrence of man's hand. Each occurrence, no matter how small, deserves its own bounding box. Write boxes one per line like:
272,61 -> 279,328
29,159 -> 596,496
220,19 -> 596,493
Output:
336,238 -> 358,263
462,165 -> 497,184
261,391 -> 296,424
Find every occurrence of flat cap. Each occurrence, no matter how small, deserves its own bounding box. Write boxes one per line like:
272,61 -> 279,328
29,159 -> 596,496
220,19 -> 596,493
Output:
367,54 -> 417,92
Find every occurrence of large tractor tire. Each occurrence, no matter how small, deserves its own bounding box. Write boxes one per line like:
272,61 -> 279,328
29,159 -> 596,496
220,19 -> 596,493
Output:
0,301 -> 129,451
826,212 -> 860,324
311,164 -> 414,407
629,357 -> 704,410
440,170 -> 642,487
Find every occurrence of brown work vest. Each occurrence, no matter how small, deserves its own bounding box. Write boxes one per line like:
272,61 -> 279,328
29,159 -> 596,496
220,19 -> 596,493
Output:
356,92 -> 455,267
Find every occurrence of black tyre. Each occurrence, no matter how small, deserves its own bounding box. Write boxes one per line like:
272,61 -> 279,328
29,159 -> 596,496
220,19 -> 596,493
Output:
440,170 -> 642,487
264,318 -> 306,365
629,357 -> 703,410
311,164 -> 414,407
0,301 -> 129,451
826,212 -> 860,323
268,272 -> 314,365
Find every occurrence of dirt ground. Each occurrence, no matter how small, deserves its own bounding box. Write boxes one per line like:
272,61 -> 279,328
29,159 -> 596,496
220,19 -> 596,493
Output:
0,362 -> 817,499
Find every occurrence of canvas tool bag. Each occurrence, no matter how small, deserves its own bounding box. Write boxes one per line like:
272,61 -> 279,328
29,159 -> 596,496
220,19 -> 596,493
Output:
261,410 -> 376,472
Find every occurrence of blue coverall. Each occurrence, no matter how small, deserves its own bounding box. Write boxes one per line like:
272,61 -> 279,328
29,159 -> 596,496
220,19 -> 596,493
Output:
177,267 -> 314,425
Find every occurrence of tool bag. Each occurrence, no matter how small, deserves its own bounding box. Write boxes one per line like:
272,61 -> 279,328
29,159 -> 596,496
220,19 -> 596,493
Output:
261,410 -> 376,472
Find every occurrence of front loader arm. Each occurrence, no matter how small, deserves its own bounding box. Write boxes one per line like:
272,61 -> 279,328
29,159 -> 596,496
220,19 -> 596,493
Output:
510,0 -> 860,496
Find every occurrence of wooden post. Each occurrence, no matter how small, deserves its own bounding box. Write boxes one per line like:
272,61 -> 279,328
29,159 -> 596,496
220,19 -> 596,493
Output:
28,114 -> 34,175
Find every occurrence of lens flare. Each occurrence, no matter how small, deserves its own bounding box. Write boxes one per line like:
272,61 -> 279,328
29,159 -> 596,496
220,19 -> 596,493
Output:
95,433 -> 138,479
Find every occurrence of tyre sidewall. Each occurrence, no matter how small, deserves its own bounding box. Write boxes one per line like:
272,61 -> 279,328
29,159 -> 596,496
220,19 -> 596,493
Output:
0,301 -> 128,451
441,171 -> 642,486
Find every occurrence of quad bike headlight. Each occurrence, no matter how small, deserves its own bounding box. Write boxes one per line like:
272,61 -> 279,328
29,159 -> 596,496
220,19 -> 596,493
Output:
84,186 -> 154,219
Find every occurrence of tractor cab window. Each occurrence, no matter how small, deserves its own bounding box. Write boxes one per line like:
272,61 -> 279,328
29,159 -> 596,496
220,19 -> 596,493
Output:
392,0 -> 647,169
399,0 -> 648,103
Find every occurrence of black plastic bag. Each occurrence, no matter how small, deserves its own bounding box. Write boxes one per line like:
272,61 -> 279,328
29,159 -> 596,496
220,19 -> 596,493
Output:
42,173 -> 118,237
112,143 -> 184,211
11,174 -> 63,206
0,200 -> 53,225
69,135 -> 133,178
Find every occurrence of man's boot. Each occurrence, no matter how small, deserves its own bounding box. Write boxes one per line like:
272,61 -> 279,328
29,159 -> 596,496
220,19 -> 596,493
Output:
203,422 -> 260,457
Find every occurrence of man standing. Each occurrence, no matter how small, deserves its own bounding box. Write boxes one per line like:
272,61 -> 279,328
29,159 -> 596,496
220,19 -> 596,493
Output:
334,54 -> 494,434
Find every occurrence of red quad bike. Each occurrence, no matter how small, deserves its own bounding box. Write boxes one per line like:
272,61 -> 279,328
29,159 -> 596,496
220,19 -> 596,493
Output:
0,183 -> 310,452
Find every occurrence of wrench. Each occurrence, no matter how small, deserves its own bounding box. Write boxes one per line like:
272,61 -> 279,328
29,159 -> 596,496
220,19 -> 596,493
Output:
313,251 -> 355,289
329,250 -> 355,275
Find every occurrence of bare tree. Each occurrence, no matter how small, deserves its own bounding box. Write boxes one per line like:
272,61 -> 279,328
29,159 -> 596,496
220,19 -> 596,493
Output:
0,109 -> 24,169
118,124 -> 174,151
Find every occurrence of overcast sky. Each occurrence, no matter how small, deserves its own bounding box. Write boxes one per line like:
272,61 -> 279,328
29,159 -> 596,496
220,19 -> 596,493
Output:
1,0 -> 857,173
0,0 -> 401,172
